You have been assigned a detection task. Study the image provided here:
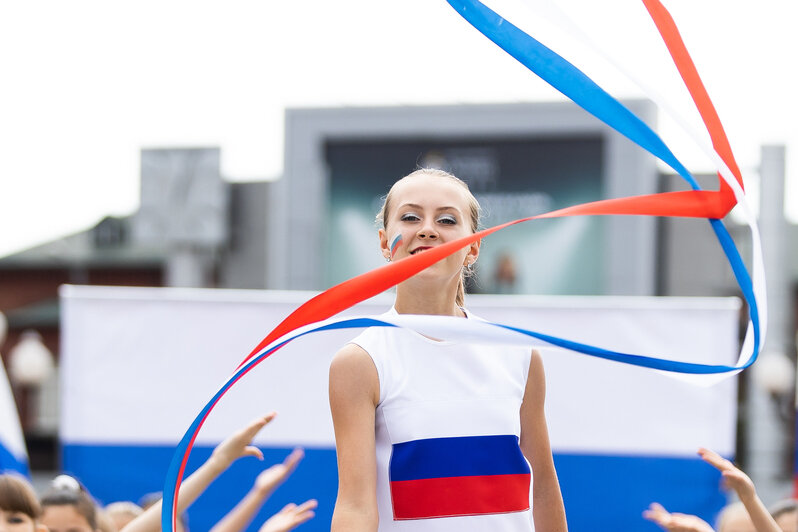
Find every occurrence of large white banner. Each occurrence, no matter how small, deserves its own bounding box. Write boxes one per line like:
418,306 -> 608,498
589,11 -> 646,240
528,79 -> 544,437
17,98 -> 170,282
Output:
60,285 -> 739,453
59,285 -> 740,531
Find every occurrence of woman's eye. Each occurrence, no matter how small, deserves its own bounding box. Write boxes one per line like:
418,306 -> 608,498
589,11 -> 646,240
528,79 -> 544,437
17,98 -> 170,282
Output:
400,213 -> 420,222
437,215 -> 457,225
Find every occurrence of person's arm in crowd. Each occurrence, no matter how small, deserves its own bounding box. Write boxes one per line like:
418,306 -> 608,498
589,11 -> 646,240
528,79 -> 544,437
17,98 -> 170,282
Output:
643,502 -> 715,532
258,501 -> 318,532
121,413 -> 277,532
520,351 -> 568,532
210,448 -> 315,532
698,447 -> 781,532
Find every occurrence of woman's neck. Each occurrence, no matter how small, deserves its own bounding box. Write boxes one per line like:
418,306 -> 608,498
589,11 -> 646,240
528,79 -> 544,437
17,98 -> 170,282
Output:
393,284 -> 465,317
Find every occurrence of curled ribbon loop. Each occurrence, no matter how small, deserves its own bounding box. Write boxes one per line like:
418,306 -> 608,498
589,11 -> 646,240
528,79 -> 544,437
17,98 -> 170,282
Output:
161,2 -> 764,530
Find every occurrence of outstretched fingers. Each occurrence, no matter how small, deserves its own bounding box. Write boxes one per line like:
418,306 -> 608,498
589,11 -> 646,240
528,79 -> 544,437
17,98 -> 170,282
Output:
213,412 -> 278,466
698,447 -> 733,472
697,447 -> 755,499
643,502 -> 672,526
643,503 -> 714,532
287,499 -> 318,524
282,448 -> 304,472
254,447 -> 306,494
259,499 -> 318,532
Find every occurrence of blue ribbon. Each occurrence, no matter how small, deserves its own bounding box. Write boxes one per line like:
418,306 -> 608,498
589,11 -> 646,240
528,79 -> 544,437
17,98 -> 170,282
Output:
444,0 -> 759,359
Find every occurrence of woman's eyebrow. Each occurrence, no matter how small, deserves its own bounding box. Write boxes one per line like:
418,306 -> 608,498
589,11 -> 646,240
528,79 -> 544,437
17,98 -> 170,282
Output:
398,203 -> 461,212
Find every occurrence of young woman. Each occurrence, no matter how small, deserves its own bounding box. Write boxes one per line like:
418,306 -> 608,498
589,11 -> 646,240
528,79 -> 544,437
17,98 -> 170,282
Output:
329,168 -> 567,531
0,474 -> 46,532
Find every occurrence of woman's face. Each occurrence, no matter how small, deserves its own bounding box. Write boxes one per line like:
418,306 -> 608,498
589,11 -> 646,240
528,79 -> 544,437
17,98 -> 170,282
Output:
41,505 -> 94,532
380,174 -> 480,282
0,509 -> 39,532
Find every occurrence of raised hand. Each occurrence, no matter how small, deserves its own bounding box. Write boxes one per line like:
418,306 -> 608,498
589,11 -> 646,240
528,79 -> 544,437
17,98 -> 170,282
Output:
259,500 -> 318,532
209,413 -> 277,471
698,447 -> 756,501
643,503 -> 715,532
254,448 -> 304,496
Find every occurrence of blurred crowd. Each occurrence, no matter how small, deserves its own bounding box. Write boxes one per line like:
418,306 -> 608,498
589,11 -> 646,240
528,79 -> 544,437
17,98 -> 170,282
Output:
0,414 -> 316,532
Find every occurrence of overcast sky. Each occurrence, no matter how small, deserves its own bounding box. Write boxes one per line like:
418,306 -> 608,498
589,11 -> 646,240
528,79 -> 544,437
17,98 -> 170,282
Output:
1,0 -> 794,257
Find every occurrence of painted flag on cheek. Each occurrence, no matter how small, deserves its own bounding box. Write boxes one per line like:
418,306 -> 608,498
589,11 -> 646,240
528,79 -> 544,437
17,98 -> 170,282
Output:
389,434 -> 531,520
390,234 -> 403,259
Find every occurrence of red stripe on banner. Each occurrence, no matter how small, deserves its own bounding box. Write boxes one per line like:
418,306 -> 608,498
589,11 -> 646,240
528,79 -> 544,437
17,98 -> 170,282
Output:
390,473 -> 530,520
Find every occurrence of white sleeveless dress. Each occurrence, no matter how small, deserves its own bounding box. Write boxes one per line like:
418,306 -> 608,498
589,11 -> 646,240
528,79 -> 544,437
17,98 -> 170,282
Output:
348,309 -> 535,531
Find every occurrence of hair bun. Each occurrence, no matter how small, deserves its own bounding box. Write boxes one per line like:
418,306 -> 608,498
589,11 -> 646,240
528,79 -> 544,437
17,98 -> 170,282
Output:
50,474 -> 81,492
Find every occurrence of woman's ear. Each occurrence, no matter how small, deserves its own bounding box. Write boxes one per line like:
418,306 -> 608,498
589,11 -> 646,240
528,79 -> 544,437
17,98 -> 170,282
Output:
378,228 -> 391,261
465,238 -> 481,266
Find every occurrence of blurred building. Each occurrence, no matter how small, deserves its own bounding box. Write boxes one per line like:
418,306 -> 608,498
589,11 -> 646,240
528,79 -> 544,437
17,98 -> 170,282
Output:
0,102 -> 795,498
0,147 -> 270,469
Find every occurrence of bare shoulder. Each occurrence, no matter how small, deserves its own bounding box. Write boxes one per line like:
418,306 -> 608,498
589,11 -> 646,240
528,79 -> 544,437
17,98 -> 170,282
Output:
330,343 -> 375,377
528,349 -> 545,380
523,349 -> 546,405
330,343 -> 379,405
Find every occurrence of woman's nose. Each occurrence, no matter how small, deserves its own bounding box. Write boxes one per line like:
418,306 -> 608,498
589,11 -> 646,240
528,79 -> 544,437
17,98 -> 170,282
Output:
417,224 -> 438,239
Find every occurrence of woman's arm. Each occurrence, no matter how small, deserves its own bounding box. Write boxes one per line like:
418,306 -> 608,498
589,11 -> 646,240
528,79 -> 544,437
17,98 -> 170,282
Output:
520,350 -> 568,532
329,343 -> 380,532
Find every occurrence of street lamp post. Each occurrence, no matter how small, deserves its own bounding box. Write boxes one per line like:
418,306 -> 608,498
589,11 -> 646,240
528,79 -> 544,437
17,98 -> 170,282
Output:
8,330 -> 54,431
0,311 -> 7,347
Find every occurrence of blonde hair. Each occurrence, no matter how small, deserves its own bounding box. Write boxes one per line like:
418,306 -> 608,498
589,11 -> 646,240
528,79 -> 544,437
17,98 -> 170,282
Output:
377,168 -> 481,307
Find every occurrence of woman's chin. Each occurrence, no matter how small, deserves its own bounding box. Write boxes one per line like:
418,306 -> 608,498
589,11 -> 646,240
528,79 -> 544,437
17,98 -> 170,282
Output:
406,267 -> 460,286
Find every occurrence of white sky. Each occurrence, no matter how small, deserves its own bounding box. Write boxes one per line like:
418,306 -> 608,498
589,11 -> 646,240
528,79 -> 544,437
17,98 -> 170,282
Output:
0,0 -> 795,257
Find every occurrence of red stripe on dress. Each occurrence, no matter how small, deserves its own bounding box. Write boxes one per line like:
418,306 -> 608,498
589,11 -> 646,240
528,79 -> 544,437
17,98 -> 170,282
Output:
390,473 -> 530,520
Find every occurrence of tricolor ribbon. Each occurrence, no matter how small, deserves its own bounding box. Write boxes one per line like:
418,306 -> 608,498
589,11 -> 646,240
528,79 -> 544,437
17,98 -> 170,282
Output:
162,1 -> 764,530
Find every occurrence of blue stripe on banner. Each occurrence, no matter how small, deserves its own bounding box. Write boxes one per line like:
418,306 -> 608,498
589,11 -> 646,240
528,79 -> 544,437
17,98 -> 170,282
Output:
554,452 -> 728,531
63,444 -> 337,532
65,444 -> 727,531
390,434 -> 529,482
0,442 -> 29,477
